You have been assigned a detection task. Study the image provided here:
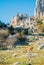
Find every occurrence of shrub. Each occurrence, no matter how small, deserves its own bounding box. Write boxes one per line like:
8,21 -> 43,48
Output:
8,25 -> 14,35
28,63 -> 32,65
36,18 -> 42,24
42,23 -> 44,32
0,20 -> 7,28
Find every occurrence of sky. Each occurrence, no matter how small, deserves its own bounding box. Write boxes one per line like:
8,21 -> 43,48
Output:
0,0 -> 36,24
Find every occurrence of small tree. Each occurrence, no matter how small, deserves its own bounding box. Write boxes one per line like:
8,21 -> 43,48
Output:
0,20 -> 7,28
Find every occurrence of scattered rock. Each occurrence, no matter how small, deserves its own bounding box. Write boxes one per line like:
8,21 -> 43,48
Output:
13,62 -> 19,65
13,53 -> 18,57
38,44 -> 44,50
32,53 -> 38,57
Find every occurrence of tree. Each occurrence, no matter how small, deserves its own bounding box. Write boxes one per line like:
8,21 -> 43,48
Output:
0,20 -> 7,28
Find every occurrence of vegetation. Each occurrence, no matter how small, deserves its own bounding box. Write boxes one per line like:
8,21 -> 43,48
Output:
0,39 -> 44,65
35,18 -> 42,24
0,19 -> 44,65
34,18 -> 44,33
42,22 -> 44,32
8,25 -> 15,35
0,20 -> 7,28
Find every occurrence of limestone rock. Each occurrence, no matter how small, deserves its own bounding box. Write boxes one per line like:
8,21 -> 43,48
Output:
34,0 -> 44,18
10,14 -> 30,28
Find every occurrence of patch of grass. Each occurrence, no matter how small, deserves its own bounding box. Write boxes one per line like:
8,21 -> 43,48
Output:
0,37 -> 44,65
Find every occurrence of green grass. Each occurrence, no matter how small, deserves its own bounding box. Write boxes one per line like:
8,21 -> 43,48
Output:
0,37 -> 44,65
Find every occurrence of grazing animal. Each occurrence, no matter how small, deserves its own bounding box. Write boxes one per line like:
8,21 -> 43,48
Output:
24,46 -> 33,52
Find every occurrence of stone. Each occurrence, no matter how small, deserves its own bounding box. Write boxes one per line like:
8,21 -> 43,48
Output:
13,53 -> 18,57
38,44 -> 44,50
13,62 -> 19,65
10,14 -> 30,28
4,35 -> 18,49
32,53 -> 38,57
34,0 -> 44,18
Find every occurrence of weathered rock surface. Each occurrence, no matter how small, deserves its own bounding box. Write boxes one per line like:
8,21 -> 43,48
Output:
0,35 -> 18,49
10,14 -> 30,28
34,0 -> 44,17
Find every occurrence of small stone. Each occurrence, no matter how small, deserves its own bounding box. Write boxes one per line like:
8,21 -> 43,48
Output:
13,62 -> 19,65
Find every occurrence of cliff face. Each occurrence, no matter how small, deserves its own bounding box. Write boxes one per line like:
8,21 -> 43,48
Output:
10,14 -> 30,28
34,0 -> 44,18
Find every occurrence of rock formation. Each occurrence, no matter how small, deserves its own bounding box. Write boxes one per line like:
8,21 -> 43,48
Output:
34,0 -> 44,18
10,14 -> 30,28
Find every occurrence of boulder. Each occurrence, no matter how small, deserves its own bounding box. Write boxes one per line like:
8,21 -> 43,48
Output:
13,62 -> 19,65
38,44 -> 44,50
1,35 -> 18,49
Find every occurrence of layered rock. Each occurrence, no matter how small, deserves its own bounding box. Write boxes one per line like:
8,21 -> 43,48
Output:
10,14 -> 30,28
34,0 -> 44,18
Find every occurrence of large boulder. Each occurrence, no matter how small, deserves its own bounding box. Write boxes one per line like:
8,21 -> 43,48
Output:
38,44 -> 44,50
0,35 -> 18,49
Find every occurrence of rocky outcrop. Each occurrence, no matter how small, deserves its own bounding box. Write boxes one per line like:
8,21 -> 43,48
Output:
10,14 -> 30,28
34,0 -> 44,18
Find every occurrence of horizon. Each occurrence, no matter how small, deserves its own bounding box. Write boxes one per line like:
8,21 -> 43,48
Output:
0,0 -> 36,24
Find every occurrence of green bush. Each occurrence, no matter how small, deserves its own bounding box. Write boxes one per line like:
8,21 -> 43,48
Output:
36,18 -> 42,24
42,23 -> 44,32
0,20 -> 7,28
8,26 -> 14,35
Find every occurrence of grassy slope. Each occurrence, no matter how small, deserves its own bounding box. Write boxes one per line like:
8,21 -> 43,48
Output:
0,37 -> 44,65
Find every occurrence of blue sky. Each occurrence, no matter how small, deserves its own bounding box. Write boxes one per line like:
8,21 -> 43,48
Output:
0,0 -> 36,23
